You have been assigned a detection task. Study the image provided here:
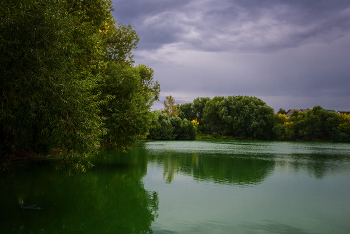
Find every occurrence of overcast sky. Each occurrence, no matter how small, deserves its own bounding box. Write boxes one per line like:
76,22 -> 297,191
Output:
111,0 -> 350,112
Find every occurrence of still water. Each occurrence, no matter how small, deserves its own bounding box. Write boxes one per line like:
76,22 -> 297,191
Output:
1,141 -> 350,233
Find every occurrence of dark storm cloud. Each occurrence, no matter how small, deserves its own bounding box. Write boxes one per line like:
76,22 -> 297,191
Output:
111,0 -> 350,111
112,0 -> 350,52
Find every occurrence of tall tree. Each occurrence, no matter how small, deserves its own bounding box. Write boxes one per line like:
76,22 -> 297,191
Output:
162,95 -> 178,117
178,103 -> 196,121
277,108 -> 287,115
0,0 -> 107,157
0,0 -> 160,159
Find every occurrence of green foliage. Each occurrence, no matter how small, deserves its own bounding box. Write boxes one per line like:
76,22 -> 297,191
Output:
147,112 -> 196,140
273,107 -> 350,142
99,63 -> 160,151
272,113 -> 288,140
336,114 -> 350,141
160,96 -> 350,143
178,103 -> 196,121
202,96 -> 275,140
202,96 -> 226,134
0,0 -> 160,160
148,112 -> 174,140
0,0 -> 106,157
192,97 -> 210,131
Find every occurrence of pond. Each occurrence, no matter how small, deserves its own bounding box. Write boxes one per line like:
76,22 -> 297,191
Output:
1,140 -> 350,234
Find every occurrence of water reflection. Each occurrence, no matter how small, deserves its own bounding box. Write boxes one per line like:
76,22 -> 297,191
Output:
240,220 -> 315,234
0,150 -> 158,234
148,151 -> 275,186
144,141 -> 350,183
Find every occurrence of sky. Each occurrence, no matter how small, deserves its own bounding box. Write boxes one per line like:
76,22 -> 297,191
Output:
111,0 -> 350,112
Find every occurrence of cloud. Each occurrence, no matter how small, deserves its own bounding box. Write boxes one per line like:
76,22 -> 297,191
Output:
111,0 -> 350,111
137,33 -> 350,111
112,0 -> 350,52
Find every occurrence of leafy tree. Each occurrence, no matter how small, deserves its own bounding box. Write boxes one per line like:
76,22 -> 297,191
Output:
0,0 -> 160,160
284,110 -> 305,140
99,64 -> 160,150
337,114 -> 350,142
148,112 -> 174,140
273,113 -> 288,140
202,96 -> 226,134
147,112 -> 196,140
178,103 -> 196,121
277,108 -> 287,115
171,117 -> 183,139
162,95 -> 178,117
297,106 -> 329,141
202,96 -> 275,139
171,117 -> 196,140
0,0 -> 107,157
180,118 -> 197,140
193,97 -> 210,131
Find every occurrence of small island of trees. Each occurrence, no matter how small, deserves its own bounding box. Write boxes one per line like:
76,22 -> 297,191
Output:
148,95 -> 350,143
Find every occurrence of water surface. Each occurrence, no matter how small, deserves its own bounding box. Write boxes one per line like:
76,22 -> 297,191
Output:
1,141 -> 349,233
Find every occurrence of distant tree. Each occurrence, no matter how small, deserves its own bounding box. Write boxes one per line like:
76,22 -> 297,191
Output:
273,113 -> 288,140
162,95 -> 178,117
180,118 -> 197,140
202,96 -> 226,134
178,103 -> 196,121
336,114 -> 350,142
193,97 -> 210,121
148,112 -> 174,140
147,112 -> 196,140
171,117 -> 196,140
277,108 -> 287,115
202,96 -> 275,139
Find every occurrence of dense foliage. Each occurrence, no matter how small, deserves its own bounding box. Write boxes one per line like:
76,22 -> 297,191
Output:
175,96 -> 350,142
147,112 -> 196,140
0,0 -> 159,160
275,106 -> 350,142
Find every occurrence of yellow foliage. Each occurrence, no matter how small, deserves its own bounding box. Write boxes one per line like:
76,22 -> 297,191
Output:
191,119 -> 199,127
99,21 -> 109,34
278,113 -> 289,121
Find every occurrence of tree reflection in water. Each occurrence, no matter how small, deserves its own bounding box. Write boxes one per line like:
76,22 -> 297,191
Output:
148,152 -> 276,186
0,149 -> 158,234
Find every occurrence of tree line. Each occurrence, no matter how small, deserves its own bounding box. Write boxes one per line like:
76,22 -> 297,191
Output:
148,95 -> 350,142
0,0 -> 159,160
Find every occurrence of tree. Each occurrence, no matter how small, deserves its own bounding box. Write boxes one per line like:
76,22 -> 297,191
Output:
96,8 -> 160,150
277,108 -> 287,115
148,112 -> 174,140
147,112 -> 197,140
0,0 -> 108,157
337,114 -> 350,142
178,103 -> 196,121
272,113 -> 288,140
99,64 -> 160,150
162,95 -> 178,117
170,117 -> 196,140
0,0 -> 160,160
202,96 -> 275,139
202,96 -> 226,134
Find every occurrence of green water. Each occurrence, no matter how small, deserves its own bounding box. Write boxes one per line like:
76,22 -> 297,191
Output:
1,141 -> 350,234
